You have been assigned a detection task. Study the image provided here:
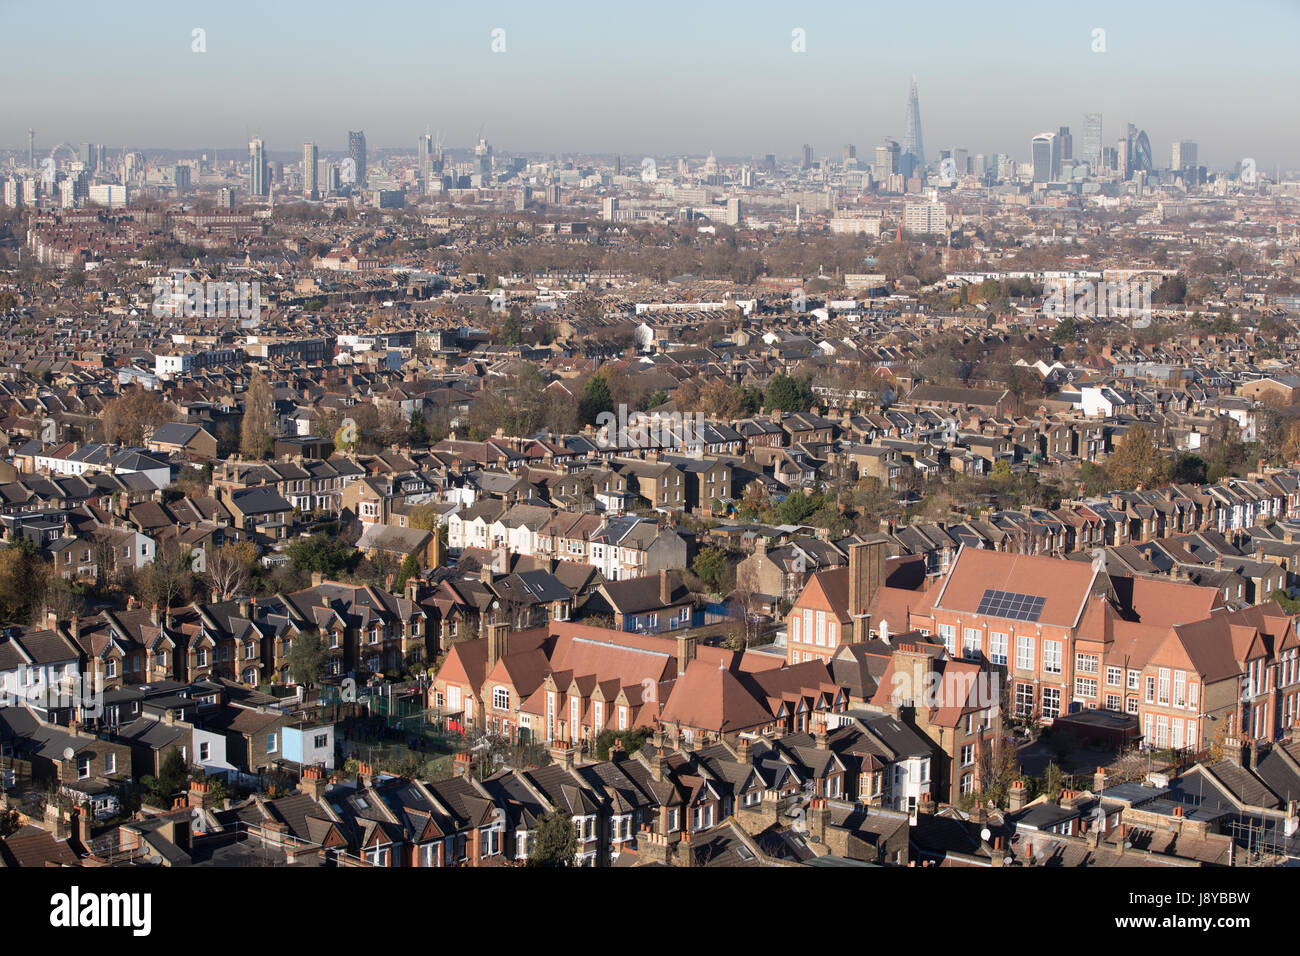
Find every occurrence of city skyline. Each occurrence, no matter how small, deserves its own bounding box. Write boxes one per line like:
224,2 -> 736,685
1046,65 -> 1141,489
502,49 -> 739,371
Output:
2,0 -> 1298,168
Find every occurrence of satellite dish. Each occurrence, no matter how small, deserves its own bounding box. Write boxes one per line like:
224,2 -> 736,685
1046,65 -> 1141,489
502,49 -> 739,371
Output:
980,827 -> 991,842
62,747 -> 75,761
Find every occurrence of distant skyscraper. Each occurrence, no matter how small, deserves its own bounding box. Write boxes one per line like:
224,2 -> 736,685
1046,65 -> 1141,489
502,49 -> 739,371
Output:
474,136 -> 492,177
1082,113 -> 1103,170
1171,140 -> 1198,181
27,129 -> 34,170
302,142 -> 319,199
418,133 -> 433,185
248,138 -> 267,196
874,140 -> 900,184
1031,133 -> 1054,183
724,197 -> 742,226
1132,128 -> 1153,175
348,130 -> 367,185
902,77 -> 925,178
843,144 -> 856,165
1114,124 -> 1153,180
802,144 -> 814,169
1055,126 -> 1072,178
764,153 -> 777,173
79,143 -> 97,173
951,148 -> 969,177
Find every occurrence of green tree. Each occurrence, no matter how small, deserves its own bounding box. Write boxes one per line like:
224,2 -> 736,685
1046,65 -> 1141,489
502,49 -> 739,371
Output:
395,553 -> 420,592
1049,316 -> 1078,345
1169,452 -> 1207,485
1152,275 -> 1187,305
1078,462 -> 1109,496
240,368 -> 276,458
287,533 -> 355,576
775,491 -> 822,525
528,809 -> 577,867
764,373 -> 813,413
577,373 -> 614,426
141,747 -> 189,805
500,313 -> 523,346
287,632 -> 325,687
594,728 -> 651,760
691,546 -> 730,593
409,410 -> 429,445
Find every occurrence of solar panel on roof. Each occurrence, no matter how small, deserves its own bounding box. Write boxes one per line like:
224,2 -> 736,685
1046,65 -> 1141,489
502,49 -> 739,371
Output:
976,588 -> 1046,622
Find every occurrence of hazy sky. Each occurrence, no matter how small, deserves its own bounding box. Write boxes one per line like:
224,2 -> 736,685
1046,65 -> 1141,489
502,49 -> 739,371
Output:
3,0 -> 1298,169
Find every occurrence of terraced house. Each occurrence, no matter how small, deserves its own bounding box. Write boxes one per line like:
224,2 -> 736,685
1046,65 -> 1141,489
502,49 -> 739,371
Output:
430,619 -> 846,750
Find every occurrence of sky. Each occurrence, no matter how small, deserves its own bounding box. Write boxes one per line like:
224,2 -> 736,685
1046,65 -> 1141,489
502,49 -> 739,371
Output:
2,0 -> 1298,169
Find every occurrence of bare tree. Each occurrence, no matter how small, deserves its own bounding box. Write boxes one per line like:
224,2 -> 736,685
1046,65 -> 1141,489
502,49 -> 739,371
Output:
727,561 -> 767,649
42,571 -> 85,624
91,529 -> 121,590
204,544 -> 250,601
143,539 -> 196,612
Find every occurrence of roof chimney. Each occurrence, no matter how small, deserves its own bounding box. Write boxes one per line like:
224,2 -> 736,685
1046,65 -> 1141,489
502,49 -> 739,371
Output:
675,634 -> 696,674
550,739 -> 576,771
487,622 -> 510,669
300,764 -> 328,802
812,712 -> 829,750
659,568 -> 672,606
848,540 -> 885,642
651,747 -> 668,782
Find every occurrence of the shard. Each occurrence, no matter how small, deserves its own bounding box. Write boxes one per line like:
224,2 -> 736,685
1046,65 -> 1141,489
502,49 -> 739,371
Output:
902,76 -> 925,178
